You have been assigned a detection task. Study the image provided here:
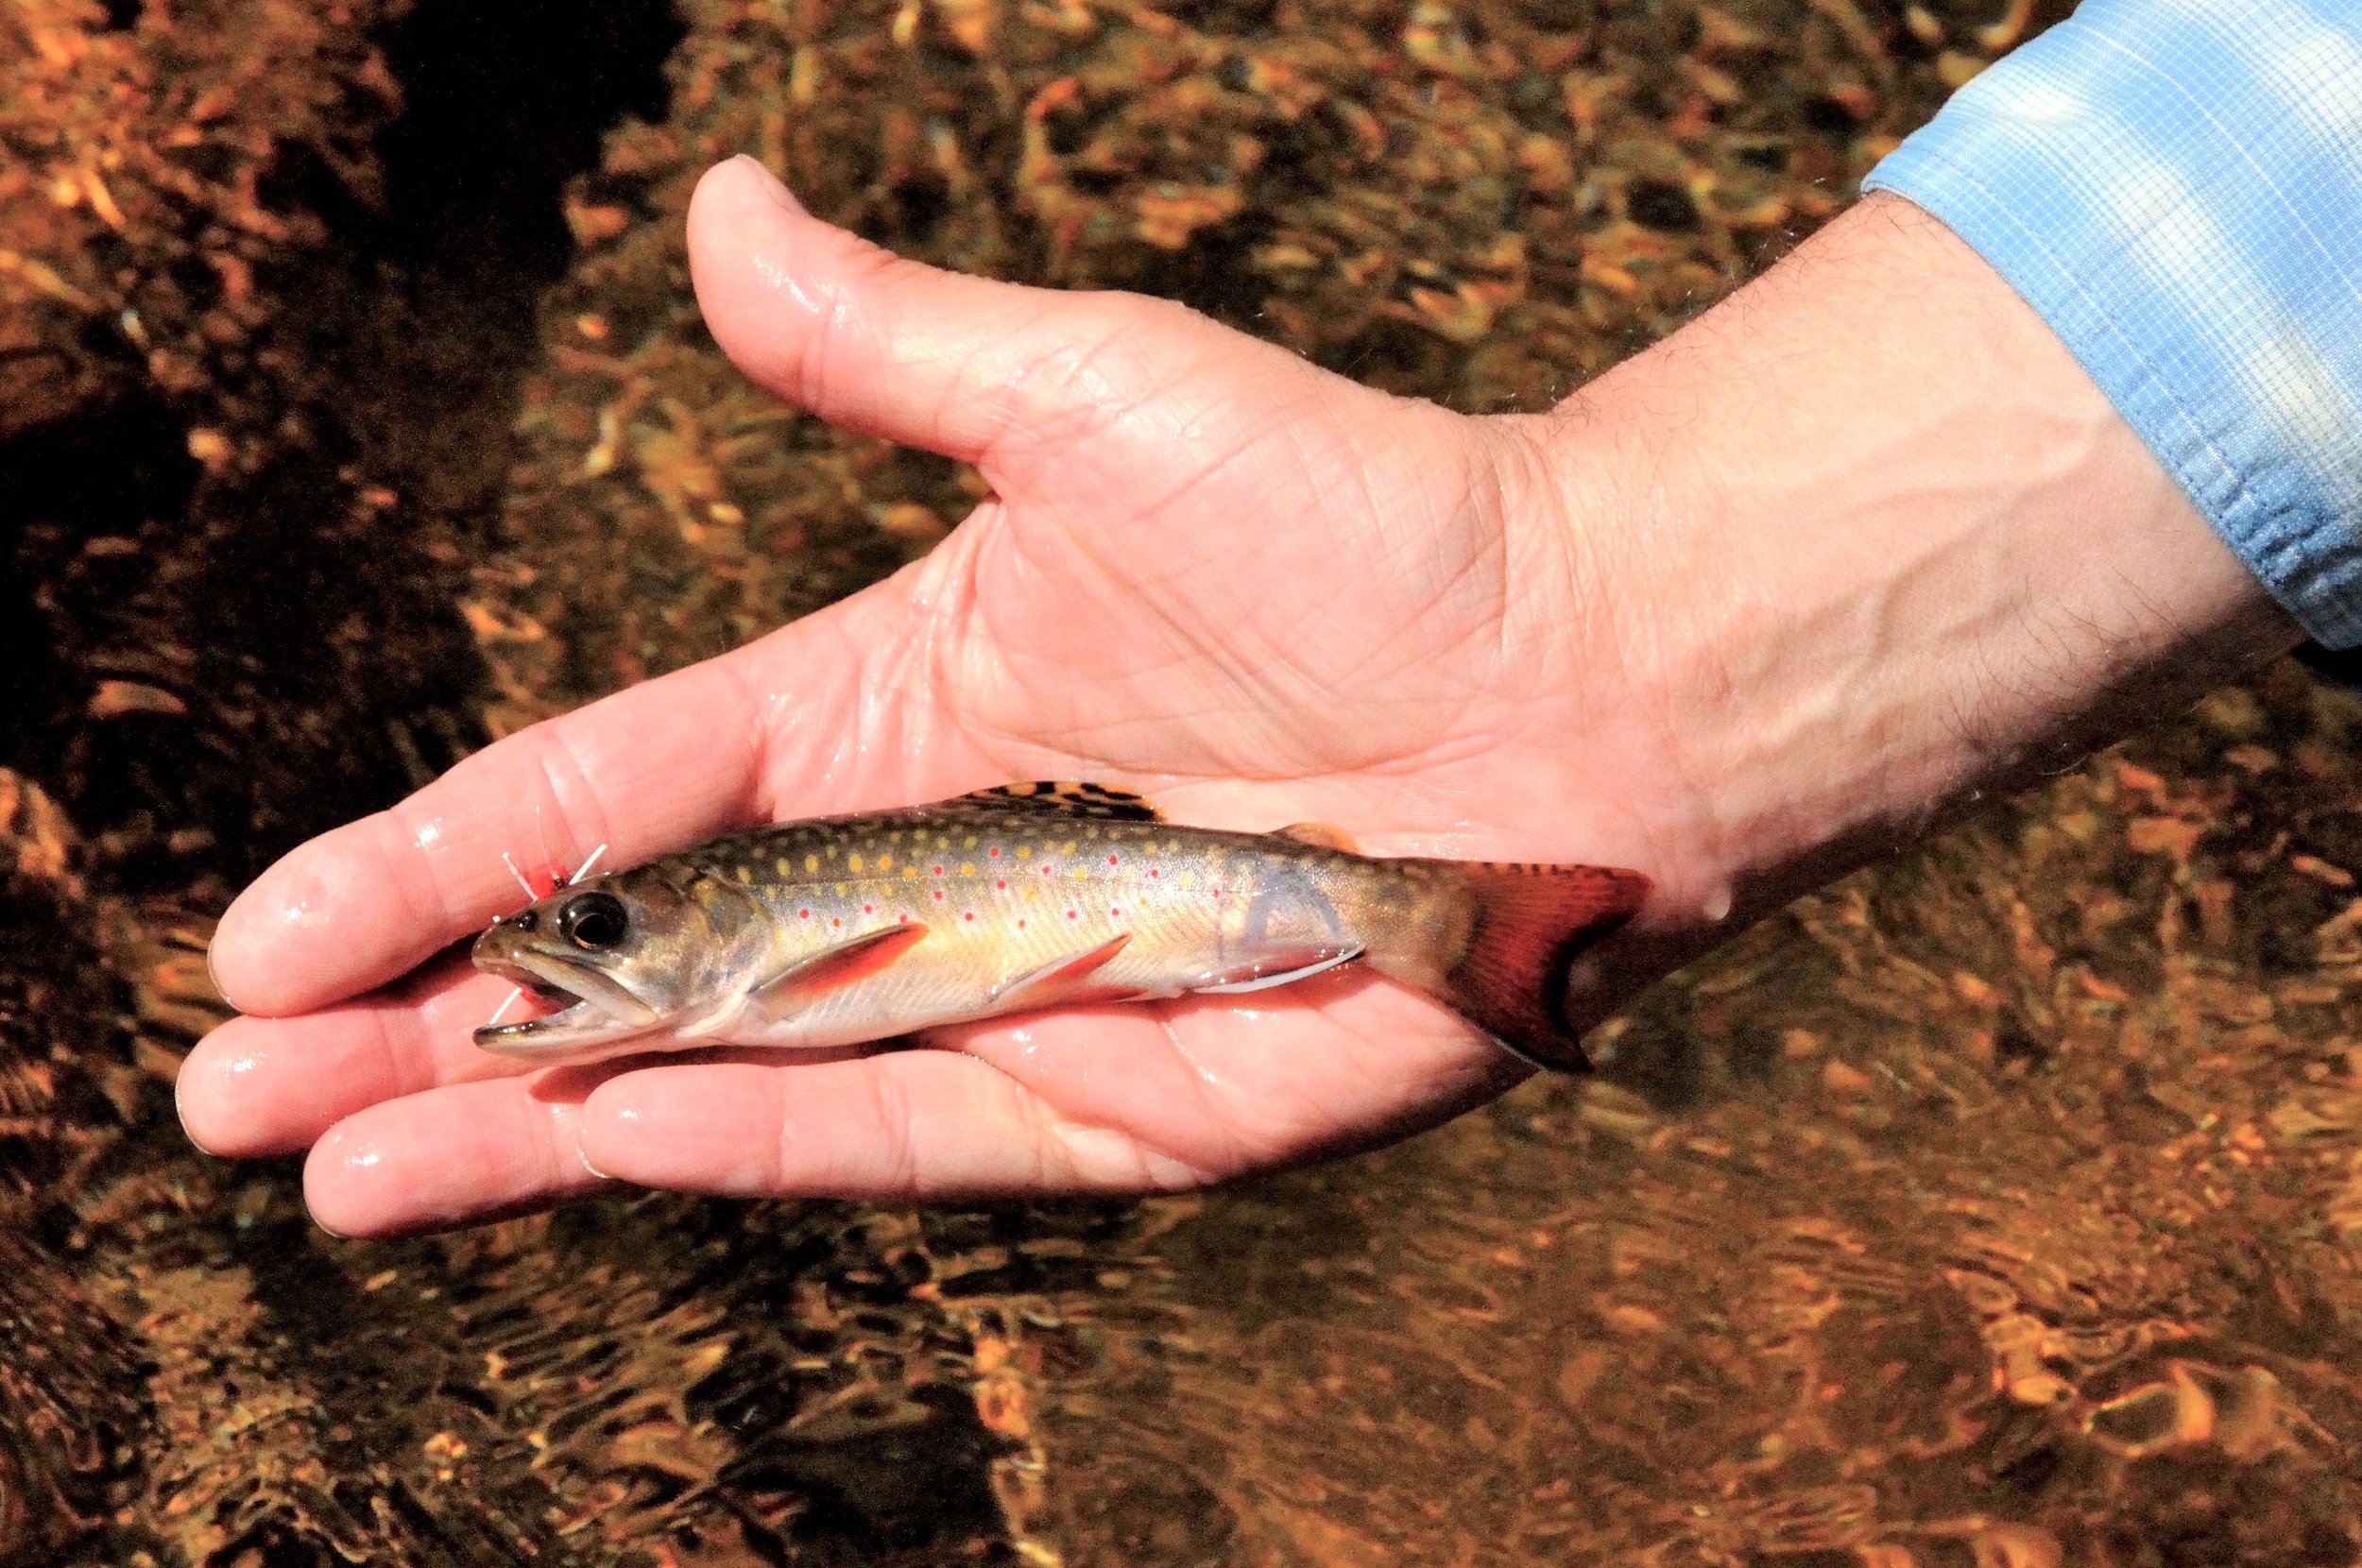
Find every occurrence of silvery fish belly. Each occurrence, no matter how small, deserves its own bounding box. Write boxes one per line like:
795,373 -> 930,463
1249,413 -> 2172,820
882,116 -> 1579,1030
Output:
471,782 -> 1649,1069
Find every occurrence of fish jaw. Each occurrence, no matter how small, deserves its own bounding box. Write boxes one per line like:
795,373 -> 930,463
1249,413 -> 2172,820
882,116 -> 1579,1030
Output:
470,935 -> 672,1062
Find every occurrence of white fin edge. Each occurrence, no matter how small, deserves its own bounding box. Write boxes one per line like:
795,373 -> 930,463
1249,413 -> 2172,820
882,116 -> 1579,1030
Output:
1194,945 -> 1364,995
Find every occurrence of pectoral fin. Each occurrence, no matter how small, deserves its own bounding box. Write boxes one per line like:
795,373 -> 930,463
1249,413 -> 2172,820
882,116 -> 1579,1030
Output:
677,922 -> 933,1039
741,922 -> 932,1018
994,934 -> 1143,1011
1193,943 -> 1365,995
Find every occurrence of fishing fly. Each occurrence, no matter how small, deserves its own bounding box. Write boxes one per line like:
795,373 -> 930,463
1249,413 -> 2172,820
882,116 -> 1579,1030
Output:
483,840 -> 609,1031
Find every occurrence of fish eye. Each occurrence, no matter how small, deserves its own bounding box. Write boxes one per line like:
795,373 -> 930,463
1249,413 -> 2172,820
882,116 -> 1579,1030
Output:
557,892 -> 629,950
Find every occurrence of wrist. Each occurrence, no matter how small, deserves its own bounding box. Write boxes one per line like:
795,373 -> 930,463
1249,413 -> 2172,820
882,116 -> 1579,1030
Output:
1516,195 -> 2299,926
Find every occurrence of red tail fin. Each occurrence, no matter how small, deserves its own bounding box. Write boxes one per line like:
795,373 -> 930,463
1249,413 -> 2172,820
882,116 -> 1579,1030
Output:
1428,862 -> 1649,1070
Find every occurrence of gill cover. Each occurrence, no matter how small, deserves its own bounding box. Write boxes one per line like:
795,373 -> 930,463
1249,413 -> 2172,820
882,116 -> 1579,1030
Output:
470,865 -> 754,1060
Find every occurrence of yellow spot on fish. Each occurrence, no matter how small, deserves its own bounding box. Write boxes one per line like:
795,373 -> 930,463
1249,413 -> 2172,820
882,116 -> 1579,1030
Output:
1060,840 -> 1077,854
961,862 -> 976,875
734,865 -> 751,883
963,834 -> 977,848
805,853 -> 819,873
1018,844 -> 1034,858
848,853 -> 864,871
777,858 -> 794,877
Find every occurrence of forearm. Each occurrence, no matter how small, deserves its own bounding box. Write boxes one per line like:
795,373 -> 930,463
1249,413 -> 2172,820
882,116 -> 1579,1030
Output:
1530,194 -> 2301,925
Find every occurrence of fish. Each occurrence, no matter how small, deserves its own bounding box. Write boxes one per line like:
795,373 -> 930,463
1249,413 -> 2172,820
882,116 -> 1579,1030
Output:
470,781 -> 1649,1069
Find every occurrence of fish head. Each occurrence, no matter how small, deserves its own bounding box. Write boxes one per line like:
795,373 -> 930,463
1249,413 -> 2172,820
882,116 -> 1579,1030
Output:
471,863 -> 748,1063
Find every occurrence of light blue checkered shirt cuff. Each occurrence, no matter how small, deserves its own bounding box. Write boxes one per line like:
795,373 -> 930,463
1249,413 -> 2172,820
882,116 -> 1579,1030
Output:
1864,0 -> 2362,648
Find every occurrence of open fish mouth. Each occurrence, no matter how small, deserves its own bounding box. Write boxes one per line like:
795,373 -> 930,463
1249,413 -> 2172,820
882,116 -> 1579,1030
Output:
471,948 -> 665,1056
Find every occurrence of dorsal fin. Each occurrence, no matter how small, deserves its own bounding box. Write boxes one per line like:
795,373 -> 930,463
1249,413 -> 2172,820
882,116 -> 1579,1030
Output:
935,781 -> 1163,822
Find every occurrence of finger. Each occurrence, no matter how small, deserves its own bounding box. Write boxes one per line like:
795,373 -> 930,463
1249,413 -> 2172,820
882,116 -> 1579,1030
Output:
179,958 -> 533,1158
946,980 -> 1525,1164
575,986 -> 1522,1202
576,1041 -> 1217,1201
689,156 -> 1328,478
207,605 -> 898,1018
302,1077 -> 605,1238
209,655 -> 764,1015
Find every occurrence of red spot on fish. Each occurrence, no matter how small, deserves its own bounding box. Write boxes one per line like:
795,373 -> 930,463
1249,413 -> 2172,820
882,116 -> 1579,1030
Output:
988,846 -> 1001,858
932,864 -> 944,876
1148,867 -> 1158,878
864,903 -> 873,913
933,890 -> 946,900
1067,910 -> 1078,919
964,912 -> 975,921
1108,853 -> 1119,865
1018,918 -> 1027,929
995,879 -> 1007,889
831,917 -> 842,928
1110,906 -> 1121,916
798,909 -> 811,919
1041,865 -> 1053,876
899,912 -> 911,922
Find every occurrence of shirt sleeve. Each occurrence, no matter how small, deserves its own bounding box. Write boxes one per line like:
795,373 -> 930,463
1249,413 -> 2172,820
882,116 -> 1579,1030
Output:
1862,0 -> 2362,649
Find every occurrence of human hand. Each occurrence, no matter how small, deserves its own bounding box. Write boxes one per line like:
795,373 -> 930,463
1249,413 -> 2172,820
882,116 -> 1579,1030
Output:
179,164 -> 2292,1237
179,157 -> 1703,1235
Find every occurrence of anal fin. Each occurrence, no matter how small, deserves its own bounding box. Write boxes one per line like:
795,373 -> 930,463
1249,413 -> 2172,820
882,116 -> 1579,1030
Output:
994,933 -> 1141,1012
1193,943 -> 1364,995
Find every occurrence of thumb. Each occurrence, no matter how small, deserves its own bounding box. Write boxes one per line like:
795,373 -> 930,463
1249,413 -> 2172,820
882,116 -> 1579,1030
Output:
687,156 -> 1322,484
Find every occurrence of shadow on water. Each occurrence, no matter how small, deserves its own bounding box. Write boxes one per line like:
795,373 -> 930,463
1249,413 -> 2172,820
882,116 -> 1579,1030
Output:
0,4 -> 726,1563
0,0 -> 683,892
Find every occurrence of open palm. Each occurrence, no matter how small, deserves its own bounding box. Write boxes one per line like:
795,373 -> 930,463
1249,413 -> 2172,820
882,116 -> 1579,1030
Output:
181,158 -> 1690,1236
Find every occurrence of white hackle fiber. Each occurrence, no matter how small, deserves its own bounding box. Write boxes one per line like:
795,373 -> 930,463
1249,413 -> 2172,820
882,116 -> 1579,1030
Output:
500,851 -> 537,903
568,842 -> 609,884
485,986 -> 524,1029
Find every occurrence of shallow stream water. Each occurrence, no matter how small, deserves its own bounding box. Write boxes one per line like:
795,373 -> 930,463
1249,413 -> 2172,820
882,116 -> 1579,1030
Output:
9,0 -> 2360,1562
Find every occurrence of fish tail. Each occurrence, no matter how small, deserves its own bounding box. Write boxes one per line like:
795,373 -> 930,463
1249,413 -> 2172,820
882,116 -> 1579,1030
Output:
1413,861 -> 1650,1071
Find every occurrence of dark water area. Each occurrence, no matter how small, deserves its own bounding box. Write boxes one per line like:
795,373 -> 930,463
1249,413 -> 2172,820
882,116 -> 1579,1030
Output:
11,0 -> 2362,1563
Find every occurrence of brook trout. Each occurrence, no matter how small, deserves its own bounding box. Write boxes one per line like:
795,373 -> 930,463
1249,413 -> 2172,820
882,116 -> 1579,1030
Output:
471,782 -> 1648,1069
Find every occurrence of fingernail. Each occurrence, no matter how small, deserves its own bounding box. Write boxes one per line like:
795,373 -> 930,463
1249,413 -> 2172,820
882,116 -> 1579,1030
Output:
172,1068 -> 201,1150
203,920 -> 238,1013
731,154 -> 805,214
